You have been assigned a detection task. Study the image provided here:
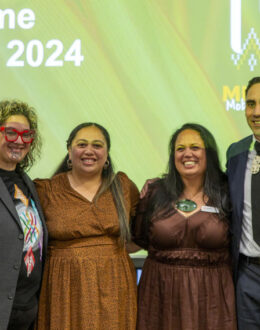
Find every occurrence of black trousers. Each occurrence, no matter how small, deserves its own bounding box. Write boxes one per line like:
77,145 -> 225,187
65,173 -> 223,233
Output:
236,258 -> 260,330
7,304 -> 38,330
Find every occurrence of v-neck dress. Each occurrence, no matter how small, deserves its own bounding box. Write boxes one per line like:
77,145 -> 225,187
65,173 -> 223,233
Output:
34,172 -> 139,330
132,192 -> 237,330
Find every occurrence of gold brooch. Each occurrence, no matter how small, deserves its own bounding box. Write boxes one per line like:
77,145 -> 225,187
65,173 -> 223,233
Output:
251,155 -> 260,174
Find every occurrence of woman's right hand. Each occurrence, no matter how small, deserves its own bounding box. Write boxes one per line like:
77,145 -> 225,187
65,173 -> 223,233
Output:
140,178 -> 158,198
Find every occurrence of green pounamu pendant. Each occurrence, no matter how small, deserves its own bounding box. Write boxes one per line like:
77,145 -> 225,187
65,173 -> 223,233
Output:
176,199 -> 197,212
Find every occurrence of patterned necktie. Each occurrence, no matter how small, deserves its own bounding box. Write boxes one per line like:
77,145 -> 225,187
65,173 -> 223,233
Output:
251,140 -> 260,245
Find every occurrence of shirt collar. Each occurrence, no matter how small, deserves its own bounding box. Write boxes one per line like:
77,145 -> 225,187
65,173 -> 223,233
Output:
249,135 -> 260,152
249,135 -> 257,151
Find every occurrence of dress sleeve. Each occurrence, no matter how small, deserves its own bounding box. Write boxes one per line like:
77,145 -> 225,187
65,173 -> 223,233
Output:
129,179 -> 139,218
117,172 -> 139,218
33,178 -> 52,211
131,187 -> 153,250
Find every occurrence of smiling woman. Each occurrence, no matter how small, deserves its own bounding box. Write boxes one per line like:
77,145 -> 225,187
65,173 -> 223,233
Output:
174,129 -> 207,182
0,115 -> 31,170
34,122 -> 139,330
0,100 -> 47,330
67,125 -> 108,190
0,101 -> 41,171
131,123 -> 237,330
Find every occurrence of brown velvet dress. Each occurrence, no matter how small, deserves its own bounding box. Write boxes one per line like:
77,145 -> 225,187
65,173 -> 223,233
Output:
132,190 -> 237,330
34,172 -> 139,330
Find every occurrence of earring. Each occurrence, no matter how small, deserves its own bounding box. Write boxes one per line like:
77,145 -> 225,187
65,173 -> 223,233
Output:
103,160 -> 109,169
67,158 -> 72,169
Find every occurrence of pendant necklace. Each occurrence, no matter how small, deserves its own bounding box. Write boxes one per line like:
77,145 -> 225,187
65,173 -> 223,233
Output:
175,199 -> 197,212
176,190 -> 203,212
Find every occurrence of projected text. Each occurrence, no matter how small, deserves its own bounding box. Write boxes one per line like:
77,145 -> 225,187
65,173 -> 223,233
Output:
1,8 -> 84,67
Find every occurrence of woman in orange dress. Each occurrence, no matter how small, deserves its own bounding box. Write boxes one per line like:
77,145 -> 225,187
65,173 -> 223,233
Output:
35,123 -> 139,329
132,123 -> 237,330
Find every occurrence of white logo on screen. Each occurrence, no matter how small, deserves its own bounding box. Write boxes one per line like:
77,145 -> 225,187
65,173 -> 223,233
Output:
230,0 -> 260,71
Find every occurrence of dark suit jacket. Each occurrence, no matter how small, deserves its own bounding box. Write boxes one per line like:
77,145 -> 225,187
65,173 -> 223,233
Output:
226,135 -> 253,281
0,172 -> 48,330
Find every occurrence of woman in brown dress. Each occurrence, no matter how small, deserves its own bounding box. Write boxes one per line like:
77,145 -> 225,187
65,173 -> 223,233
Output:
35,123 -> 139,329
132,123 -> 237,330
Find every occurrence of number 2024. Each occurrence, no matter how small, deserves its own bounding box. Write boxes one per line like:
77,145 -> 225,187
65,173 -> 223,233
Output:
6,39 -> 84,67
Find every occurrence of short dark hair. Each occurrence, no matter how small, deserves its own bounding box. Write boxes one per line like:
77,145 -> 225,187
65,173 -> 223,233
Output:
0,100 -> 41,171
246,77 -> 260,96
147,123 -> 229,220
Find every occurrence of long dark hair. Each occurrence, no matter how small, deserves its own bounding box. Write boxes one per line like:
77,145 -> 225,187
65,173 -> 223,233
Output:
54,122 -> 130,244
148,123 -> 230,220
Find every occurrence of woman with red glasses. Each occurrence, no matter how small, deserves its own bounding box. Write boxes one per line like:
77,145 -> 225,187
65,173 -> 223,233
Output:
0,100 -> 48,330
0,126 -> 35,144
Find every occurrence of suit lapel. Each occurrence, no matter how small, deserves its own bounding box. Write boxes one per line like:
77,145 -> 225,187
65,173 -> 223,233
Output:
229,136 -> 252,224
0,177 -> 23,231
235,150 -> 249,217
236,135 -> 253,197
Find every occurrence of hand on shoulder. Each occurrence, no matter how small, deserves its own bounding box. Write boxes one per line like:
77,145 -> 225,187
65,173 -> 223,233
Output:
140,178 -> 159,198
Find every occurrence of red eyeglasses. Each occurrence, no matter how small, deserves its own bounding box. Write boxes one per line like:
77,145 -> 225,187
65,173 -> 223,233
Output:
0,126 -> 35,143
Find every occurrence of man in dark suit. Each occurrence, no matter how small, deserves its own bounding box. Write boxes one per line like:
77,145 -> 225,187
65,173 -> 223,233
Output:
0,100 -> 47,330
226,76 -> 260,329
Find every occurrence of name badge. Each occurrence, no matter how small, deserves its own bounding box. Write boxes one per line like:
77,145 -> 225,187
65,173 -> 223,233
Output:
201,206 -> 219,213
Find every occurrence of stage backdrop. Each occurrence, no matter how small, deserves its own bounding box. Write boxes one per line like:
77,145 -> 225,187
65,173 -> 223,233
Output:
0,0 -> 259,186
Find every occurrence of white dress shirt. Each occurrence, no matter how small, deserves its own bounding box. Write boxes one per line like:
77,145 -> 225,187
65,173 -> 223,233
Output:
240,136 -> 260,256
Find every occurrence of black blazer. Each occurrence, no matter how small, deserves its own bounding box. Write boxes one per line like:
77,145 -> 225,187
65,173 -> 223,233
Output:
0,172 -> 48,330
226,135 -> 253,281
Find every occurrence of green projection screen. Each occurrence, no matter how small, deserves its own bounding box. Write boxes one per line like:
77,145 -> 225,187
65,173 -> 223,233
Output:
1,0 -> 259,187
